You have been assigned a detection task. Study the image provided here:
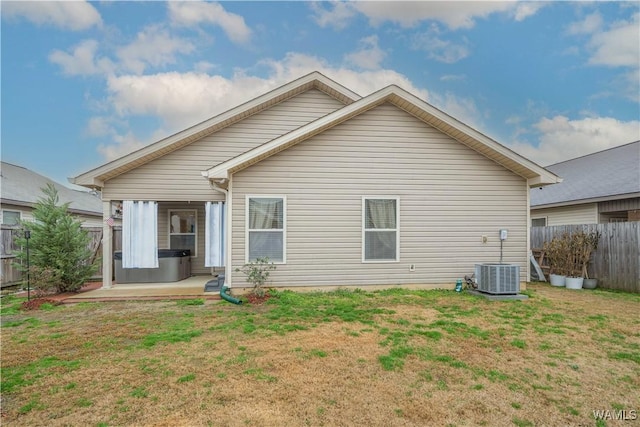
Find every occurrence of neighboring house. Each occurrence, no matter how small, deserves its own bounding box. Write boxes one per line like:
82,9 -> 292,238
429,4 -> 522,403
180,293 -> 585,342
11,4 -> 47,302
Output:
1,161 -> 103,227
72,72 -> 560,290
530,141 -> 640,226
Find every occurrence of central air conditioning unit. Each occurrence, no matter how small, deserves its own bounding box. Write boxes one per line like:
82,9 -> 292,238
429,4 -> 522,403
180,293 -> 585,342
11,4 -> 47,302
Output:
475,263 -> 520,295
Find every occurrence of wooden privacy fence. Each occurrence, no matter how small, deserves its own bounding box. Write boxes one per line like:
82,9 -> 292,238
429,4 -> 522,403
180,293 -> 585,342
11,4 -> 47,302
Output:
531,222 -> 640,293
1,226 -> 122,287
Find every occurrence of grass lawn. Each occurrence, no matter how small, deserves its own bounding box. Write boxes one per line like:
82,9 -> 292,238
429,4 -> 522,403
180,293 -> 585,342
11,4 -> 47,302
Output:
1,283 -> 639,426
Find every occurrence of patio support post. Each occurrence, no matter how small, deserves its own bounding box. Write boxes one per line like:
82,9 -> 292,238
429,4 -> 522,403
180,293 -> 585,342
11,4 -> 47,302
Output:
102,200 -> 113,289
525,180 -> 532,283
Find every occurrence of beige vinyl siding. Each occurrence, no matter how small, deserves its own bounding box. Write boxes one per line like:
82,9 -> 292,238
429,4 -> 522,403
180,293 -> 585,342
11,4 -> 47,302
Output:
531,203 -> 598,226
103,89 -> 346,201
231,102 -> 529,288
1,204 -> 103,228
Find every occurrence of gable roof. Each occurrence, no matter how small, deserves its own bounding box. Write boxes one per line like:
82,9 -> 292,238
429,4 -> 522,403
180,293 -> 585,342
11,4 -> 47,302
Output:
204,84 -> 561,187
1,162 -> 102,216
71,72 -> 361,189
531,140 -> 640,208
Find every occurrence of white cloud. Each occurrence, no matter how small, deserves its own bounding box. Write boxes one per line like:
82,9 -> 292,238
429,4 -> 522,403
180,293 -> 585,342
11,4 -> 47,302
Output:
49,40 -> 114,76
513,2 -> 547,22
344,35 -> 386,70
588,13 -> 640,68
310,1 -> 545,30
508,115 -> 640,165
565,12 -> 603,35
116,25 -> 195,74
97,131 -> 147,161
1,0 -> 102,30
310,1 -> 357,30
106,72 -> 265,129
353,2 -> 515,29
168,1 -> 251,44
412,30 -> 470,63
49,26 -> 195,77
85,116 -> 113,138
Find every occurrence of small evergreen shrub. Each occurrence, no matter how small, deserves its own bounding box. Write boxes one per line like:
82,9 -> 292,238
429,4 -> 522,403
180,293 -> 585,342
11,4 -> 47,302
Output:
12,184 -> 98,293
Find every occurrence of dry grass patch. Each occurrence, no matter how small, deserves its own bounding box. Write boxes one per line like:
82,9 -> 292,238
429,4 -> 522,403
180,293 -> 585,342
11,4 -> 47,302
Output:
1,285 -> 638,426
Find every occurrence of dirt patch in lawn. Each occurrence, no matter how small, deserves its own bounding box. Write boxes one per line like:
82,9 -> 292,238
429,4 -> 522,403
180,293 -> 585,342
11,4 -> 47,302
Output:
1,284 -> 638,426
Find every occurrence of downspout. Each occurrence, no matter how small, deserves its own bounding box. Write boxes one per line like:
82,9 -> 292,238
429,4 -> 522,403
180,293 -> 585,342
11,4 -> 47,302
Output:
221,285 -> 242,305
207,178 -> 241,304
526,179 -> 532,283
101,200 -> 113,289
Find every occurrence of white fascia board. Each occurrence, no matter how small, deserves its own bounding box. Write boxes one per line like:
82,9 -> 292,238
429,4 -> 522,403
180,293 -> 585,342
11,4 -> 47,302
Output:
314,72 -> 362,101
527,175 -> 563,188
202,169 -> 229,180
69,175 -> 104,189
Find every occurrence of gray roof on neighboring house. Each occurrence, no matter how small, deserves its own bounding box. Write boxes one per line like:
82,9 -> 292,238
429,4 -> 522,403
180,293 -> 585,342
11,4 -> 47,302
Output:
531,141 -> 640,208
1,162 -> 102,216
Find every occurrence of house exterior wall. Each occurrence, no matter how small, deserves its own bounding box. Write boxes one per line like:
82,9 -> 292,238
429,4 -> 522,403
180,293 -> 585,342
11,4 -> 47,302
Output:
103,89 -> 346,201
231,103 -> 529,288
531,203 -> 598,226
1,203 -> 103,228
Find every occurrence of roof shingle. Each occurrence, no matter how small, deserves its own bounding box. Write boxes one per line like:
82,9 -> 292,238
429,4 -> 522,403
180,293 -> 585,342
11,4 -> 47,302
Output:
530,141 -> 640,207
1,162 -> 102,216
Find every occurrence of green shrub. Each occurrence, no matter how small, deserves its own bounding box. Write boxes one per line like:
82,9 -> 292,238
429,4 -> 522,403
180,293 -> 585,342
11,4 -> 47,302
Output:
235,257 -> 276,297
12,184 -> 98,293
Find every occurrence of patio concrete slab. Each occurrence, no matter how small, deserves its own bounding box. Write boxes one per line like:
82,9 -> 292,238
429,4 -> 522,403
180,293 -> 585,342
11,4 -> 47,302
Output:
62,276 -> 222,303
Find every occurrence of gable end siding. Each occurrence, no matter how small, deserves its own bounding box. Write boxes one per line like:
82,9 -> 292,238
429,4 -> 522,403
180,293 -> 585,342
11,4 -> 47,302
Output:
103,89 -> 346,201
231,103 -> 528,287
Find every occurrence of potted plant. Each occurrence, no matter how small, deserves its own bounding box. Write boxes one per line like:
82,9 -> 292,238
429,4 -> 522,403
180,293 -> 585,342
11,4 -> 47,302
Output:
544,234 -> 568,287
565,232 -> 584,290
581,231 -> 600,289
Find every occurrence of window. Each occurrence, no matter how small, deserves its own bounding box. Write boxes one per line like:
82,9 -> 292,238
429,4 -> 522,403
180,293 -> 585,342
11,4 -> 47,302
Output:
247,196 -> 285,263
609,217 -> 627,223
531,217 -> 546,227
169,210 -> 197,256
2,210 -> 20,226
363,198 -> 399,262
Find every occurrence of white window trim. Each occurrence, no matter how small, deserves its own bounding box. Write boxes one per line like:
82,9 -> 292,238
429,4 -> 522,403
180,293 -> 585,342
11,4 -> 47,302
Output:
245,195 -> 287,264
362,197 -> 400,263
168,209 -> 198,257
2,210 -> 22,227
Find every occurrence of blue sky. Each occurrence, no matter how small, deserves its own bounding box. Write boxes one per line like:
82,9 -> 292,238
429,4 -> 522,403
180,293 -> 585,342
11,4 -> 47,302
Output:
2,1 -> 639,188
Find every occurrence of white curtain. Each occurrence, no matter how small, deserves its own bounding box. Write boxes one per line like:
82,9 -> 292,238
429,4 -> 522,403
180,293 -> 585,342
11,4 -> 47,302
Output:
205,202 -> 225,267
122,200 -> 158,268
366,199 -> 396,229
